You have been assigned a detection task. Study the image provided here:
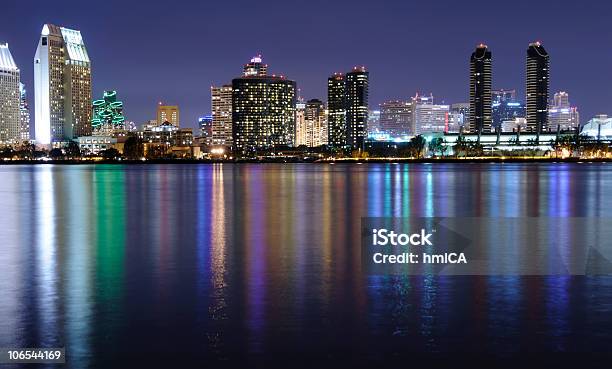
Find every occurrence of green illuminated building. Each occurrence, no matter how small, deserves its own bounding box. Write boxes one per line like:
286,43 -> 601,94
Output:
91,91 -> 125,134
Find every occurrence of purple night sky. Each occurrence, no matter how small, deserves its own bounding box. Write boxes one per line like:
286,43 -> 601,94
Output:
1,0 -> 611,129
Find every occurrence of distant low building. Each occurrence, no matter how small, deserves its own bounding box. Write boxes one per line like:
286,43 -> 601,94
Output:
581,115 -> 612,140
501,117 -> 528,132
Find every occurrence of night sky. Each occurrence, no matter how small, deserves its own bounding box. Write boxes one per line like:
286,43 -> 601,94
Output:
1,0 -> 611,129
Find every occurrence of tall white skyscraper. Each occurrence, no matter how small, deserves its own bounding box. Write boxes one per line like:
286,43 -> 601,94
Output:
211,84 -> 233,147
34,24 -> 92,145
0,43 -> 21,144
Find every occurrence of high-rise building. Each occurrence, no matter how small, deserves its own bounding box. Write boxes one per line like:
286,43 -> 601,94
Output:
526,41 -> 550,133
345,67 -> 369,150
211,84 -> 233,148
367,109 -> 380,134
157,104 -> 179,126
19,83 -> 30,141
413,94 -> 450,134
199,115 -> 213,146
91,91 -> 125,134
295,99 -> 307,146
232,56 -> 296,156
379,100 -> 413,137
450,103 -> 470,132
327,73 -> 346,148
548,91 -> 579,132
34,24 -> 92,145
469,44 -> 492,134
296,98 -> 327,147
0,43 -> 21,143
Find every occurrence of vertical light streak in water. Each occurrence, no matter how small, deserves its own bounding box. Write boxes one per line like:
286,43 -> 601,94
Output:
209,164 -> 227,342
383,164 -> 392,216
393,164 -> 402,217
65,167 -> 93,367
246,166 -> 266,353
35,166 -> 58,346
367,165 -> 382,216
402,165 -> 410,217
425,166 -> 433,218
0,168 -> 21,346
94,166 -> 125,338
321,165 -> 333,306
195,164 -> 211,295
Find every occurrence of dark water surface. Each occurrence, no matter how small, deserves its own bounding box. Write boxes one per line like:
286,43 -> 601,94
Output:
1,163 -> 611,367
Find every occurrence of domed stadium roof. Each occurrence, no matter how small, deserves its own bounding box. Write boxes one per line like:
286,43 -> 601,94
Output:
581,115 -> 612,139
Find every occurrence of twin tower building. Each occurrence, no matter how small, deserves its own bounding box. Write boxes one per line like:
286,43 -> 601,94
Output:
0,24 -> 91,146
469,42 -> 550,135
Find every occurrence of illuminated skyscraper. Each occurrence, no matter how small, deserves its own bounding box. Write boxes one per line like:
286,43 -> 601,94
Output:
34,24 -> 92,145
0,43 -> 21,143
327,73 -> 346,148
232,56 -> 296,156
295,99 -> 307,146
19,83 -> 30,141
91,91 -> 125,134
469,44 -> 492,134
367,109 -> 380,134
157,104 -> 179,126
199,115 -> 213,146
211,84 -> 233,147
412,94 -> 449,134
548,91 -> 579,132
296,98 -> 326,147
305,99 -> 327,146
345,67 -> 368,150
526,41 -> 549,133
379,100 -> 413,136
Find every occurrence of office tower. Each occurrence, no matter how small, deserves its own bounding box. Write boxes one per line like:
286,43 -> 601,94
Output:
379,100 -> 413,137
157,104 -> 179,126
548,91 -> 579,131
367,109 -> 380,134
296,98 -> 327,147
19,83 -> 30,141
345,67 -> 368,150
526,41 -> 550,133
91,91 -> 125,134
34,24 -> 92,144
295,99 -> 307,146
451,103 -> 470,132
232,56 -> 296,156
199,115 -> 213,146
469,44 -> 492,134
211,84 -> 233,147
0,43 -> 21,143
412,94 -> 450,134
242,54 -> 268,77
327,73 -> 346,147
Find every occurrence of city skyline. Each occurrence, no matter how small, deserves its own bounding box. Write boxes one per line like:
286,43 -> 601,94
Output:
1,0 -> 611,131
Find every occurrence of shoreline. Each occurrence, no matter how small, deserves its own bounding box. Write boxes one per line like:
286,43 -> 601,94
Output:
0,157 -> 610,165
